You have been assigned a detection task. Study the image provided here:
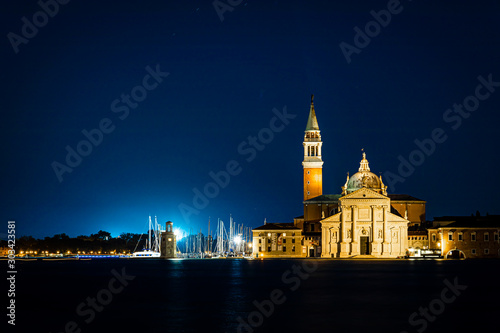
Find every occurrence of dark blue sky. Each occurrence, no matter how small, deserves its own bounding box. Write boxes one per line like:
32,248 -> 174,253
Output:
2,0 -> 500,238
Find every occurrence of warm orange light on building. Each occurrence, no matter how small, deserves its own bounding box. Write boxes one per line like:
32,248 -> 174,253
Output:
303,168 -> 322,200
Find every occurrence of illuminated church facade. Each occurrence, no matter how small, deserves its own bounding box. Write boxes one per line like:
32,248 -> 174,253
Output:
252,96 -> 425,258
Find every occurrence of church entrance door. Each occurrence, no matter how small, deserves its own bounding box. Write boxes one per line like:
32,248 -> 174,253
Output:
360,236 -> 370,255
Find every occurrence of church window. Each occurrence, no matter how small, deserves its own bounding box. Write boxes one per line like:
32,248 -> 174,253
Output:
310,224 -> 314,232
432,234 -> 436,242
259,247 -> 262,252
268,246 -> 271,252
484,233 -> 489,241
307,171 -> 310,175
471,249 -> 476,254
458,233 -> 463,241
292,246 -> 296,252
471,233 -> 476,241
292,238 -> 295,243
258,239 -> 261,243
307,181 -> 310,185
448,234 -> 453,241
495,233 -> 499,241
484,248 -> 489,254
307,191 -> 310,195
283,246 -> 286,252
283,238 -> 286,243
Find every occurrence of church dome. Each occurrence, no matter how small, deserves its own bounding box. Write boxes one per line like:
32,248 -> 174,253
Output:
346,170 -> 381,192
342,152 -> 387,195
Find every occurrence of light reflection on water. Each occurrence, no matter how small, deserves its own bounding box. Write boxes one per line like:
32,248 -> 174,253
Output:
15,258 -> 499,333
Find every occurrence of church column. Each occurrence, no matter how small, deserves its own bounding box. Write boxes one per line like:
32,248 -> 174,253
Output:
371,205 -> 380,256
351,205 -> 359,256
339,205 -> 349,257
400,225 -> 407,257
382,205 -> 390,256
321,225 -> 328,258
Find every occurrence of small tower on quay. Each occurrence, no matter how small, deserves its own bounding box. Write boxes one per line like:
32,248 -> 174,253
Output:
303,94 -> 323,201
161,221 -> 176,258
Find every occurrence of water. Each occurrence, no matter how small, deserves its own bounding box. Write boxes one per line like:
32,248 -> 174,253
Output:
13,258 -> 500,332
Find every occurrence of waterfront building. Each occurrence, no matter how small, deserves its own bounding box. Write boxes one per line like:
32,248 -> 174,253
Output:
428,215 -> 500,258
0,247 -> 9,256
407,230 -> 430,257
252,223 -> 304,258
252,96 -> 425,258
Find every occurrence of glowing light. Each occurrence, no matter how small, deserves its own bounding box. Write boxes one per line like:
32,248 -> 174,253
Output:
173,228 -> 185,239
234,236 -> 242,244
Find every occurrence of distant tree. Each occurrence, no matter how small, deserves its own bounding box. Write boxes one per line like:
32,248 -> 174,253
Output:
17,236 -> 38,251
52,233 -> 70,240
90,230 -> 112,241
120,233 -> 135,244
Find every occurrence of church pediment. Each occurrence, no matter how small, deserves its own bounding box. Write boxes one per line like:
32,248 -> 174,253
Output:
340,187 -> 389,201
320,212 -> 341,223
386,212 -> 409,223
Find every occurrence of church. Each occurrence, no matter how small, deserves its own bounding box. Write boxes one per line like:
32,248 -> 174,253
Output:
252,96 -> 425,258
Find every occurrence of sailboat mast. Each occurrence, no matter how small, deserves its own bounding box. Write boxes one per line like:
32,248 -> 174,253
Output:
154,215 -> 159,252
148,215 -> 152,251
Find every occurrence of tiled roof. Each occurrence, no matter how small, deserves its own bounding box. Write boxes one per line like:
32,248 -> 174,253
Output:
253,223 -> 301,231
388,194 -> 425,202
304,194 -> 341,203
304,193 -> 424,203
433,215 -> 500,228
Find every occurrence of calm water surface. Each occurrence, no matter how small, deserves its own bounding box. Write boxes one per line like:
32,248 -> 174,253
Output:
14,259 -> 500,332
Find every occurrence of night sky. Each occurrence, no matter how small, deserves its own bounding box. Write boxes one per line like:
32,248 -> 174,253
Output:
2,0 -> 500,239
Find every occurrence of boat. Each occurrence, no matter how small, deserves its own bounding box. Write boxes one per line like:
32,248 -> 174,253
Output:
131,216 -> 161,258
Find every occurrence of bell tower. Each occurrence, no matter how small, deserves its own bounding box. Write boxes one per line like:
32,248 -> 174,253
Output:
302,94 -> 323,201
